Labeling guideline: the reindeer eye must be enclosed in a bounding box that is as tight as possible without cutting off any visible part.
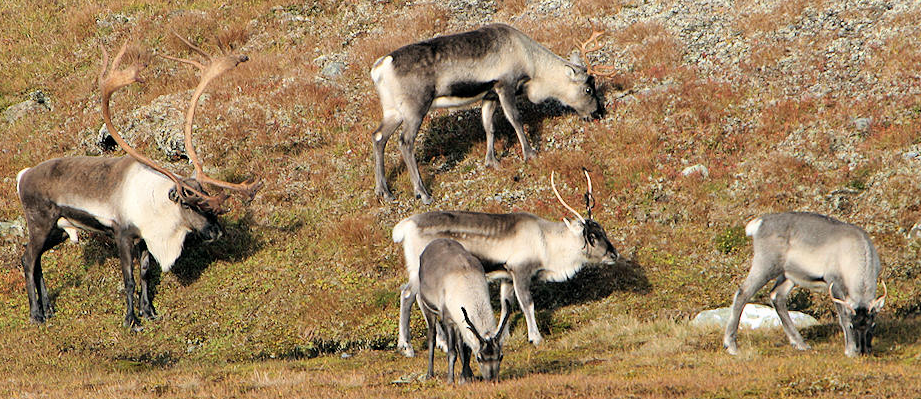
[584,87,592,94]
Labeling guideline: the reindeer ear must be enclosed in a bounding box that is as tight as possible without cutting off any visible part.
[563,218,581,236]
[168,186,180,203]
[569,51,584,67]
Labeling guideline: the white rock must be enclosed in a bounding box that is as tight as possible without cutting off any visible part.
[681,164,709,179]
[690,304,819,330]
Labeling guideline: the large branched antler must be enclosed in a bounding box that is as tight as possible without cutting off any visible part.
[579,30,616,77]
[159,31,262,200]
[98,41,226,212]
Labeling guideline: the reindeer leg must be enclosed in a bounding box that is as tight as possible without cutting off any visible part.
[830,282,859,357]
[21,209,63,323]
[770,277,810,351]
[138,244,158,320]
[444,320,457,384]
[397,111,433,205]
[723,252,779,355]
[459,341,474,383]
[424,308,437,379]
[398,282,417,357]
[373,114,402,202]
[116,230,140,329]
[511,269,542,346]
[495,83,536,161]
[481,93,500,169]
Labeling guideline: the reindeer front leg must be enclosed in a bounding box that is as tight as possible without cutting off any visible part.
[137,245,158,320]
[511,268,542,345]
[770,277,810,351]
[116,230,140,328]
[495,82,537,161]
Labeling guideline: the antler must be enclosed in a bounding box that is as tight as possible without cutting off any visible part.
[582,167,596,219]
[828,283,856,314]
[551,171,586,224]
[461,307,487,345]
[159,31,262,200]
[579,30,616,77]
[493,300,512,341]
[872,281,888,310]
[98,41,226,212]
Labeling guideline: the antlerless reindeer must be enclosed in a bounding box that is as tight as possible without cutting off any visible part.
[16,36,262,327]
[724,212,887,357]
[393,170,618,357]
[370,24,614,204]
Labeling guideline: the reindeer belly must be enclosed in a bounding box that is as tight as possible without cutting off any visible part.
[432,80,496,108]
[58,205,116,241]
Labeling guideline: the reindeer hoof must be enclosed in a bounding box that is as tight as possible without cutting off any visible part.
[398,343,415,358]
[724,341,740,356]
[376,187,397,203]
[793,343,811,351]
[523,149,538,161]
[416,192,433,205]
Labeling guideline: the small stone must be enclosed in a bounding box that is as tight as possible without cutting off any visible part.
[854,117,872,133]
[681,164,709,179]
[902,151,918,160]
[321,61,346,78]
[0,217,25,239]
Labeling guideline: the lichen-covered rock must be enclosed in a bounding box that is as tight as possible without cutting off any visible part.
[3,90,52,124]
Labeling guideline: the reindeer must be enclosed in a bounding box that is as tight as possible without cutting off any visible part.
[392,169,618,357]
[16,37,261,327]
[723,212,887,357]
[370,24,614,204]
[419,238,512,383]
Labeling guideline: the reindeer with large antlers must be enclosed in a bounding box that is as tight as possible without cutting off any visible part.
[392,169,619,357]
[370,24,615,204]
[724,212,887,357]
[15,36,260,327]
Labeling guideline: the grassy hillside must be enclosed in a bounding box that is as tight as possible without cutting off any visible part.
[2,0,921,397]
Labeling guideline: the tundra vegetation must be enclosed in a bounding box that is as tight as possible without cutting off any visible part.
[2,0,921,398]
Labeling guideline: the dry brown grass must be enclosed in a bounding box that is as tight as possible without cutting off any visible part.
[5,1,921,398]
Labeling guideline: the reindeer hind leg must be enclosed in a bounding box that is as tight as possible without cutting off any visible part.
[373,112,403,202]
[723,251,780,355]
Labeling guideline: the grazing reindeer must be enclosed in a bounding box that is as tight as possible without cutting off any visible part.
[371,24,614,204]
[723,212,887,357]
[419,238,512,383]
[16,38,261,327]
[393,169,618,357]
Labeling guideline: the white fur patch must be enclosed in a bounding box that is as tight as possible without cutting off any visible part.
[745,218,763,237]
[392,219,413,243]
[120,164,190,272]
[16,168,28,195]
[56,219,80,243]
[370,56,392,83]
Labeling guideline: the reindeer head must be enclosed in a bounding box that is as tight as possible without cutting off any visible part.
[557,30,616,121]
[830,282,887,356]
[169,178,224,242]
[461,302,512,382]
[552,169,619,266]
